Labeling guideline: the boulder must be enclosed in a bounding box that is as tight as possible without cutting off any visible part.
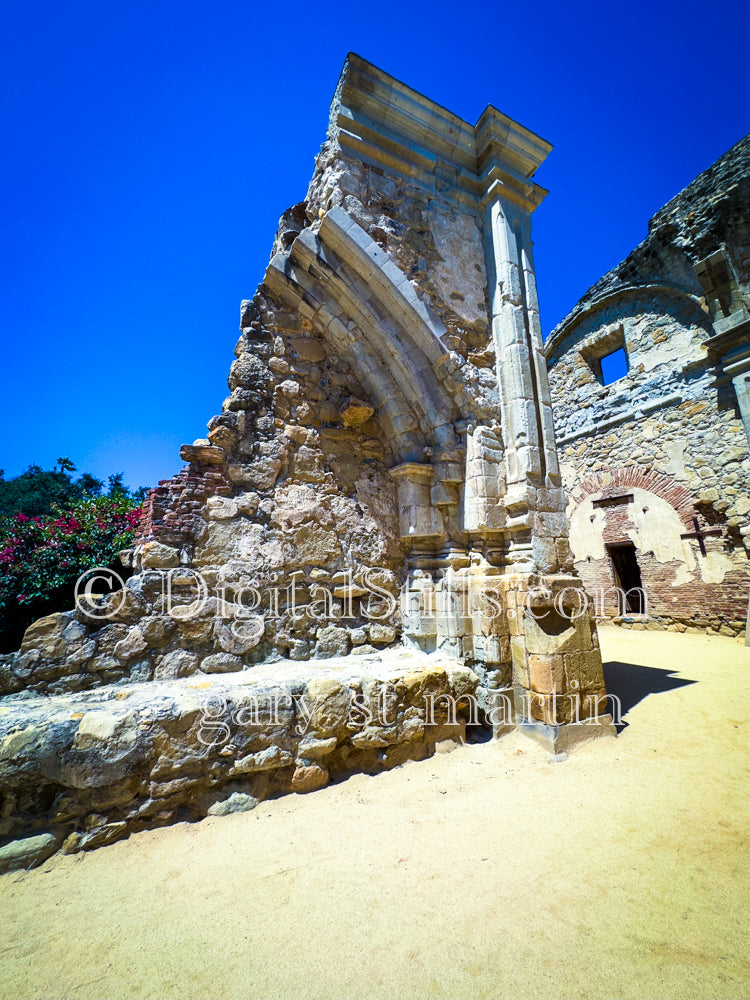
[207,792,258,816]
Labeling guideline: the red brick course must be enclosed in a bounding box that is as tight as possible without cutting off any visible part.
[135,465,231,548]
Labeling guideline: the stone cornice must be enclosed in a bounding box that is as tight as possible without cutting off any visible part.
[333,53,550,215]
[474,105,552,180]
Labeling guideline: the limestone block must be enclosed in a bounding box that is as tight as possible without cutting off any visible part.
[564,650,607,693]
[522,608,588,657]
[180,444,225,466]
[154,650,200,680]
[291,763,329,793]
[291,337,326,363]
[534,512,569,537]
[427,205,488,326]
[113,627,148,663]
[464,424,506,532]
[233,746,294,773]
[236,492,260,515]
[207,424,237,450]
[289,639,311,660]
[207,792,258,816]
[296,736,338,760]
[213,617,265,655]
[0,834,60,875]
[315,626,350,658]
[99,587,146,625]
[86,654,120,675]
[201,653,243,674]
[402,611,438,638]
[532,536,560,573]
[292,445,326,482]
[140,542,180,570]
[206,496,239,520]
[228,353,271,394]
[340,397,375,427]
[292,523,341,564]
[527,654,564,695]
[140,616,177,648]
[303,677,351,737]
[389,463,442,538]
[21,613,71,659]
[368,623,396,645]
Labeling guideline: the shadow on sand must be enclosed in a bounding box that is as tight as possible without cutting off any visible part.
[602,660,696,730]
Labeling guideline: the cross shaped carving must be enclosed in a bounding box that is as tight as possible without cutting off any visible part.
[680,516,723,556]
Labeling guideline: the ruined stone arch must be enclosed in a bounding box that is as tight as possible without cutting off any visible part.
[264,206,460,464]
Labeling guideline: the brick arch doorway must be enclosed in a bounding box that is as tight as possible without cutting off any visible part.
[567,468,700,621]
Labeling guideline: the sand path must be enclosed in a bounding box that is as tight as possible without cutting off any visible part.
[1,628,748,1000]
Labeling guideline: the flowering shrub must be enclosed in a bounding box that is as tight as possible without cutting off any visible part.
[0,494,142,652]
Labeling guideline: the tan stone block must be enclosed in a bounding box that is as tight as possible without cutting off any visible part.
[291,763,329,793]
[564,650,605,691]
[340,398,374,428]
[20,613,70,658]
[510,634,526,670]
[526,690,558,725]
[291,337,326,363]
[579,692,608,721]
[528,653,564,695]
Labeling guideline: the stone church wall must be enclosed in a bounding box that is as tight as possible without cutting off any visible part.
[546,133,750,636]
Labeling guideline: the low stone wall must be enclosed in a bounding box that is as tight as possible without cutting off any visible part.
[0,650,478,873]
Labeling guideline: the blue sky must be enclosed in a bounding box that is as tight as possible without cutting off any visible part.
[2,0,748,490]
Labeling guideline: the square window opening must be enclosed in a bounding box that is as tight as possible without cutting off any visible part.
[599,347,628,385]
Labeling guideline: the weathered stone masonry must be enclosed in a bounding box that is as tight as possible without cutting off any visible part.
[0,56,613,870]
[546,133,750,636]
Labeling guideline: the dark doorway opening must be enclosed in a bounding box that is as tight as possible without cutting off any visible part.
[607,542,645,614]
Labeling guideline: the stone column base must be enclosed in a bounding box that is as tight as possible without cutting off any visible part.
[516,714,617,753]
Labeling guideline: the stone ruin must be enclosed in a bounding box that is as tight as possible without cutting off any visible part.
[546,132,750,637]
[0,55,613,870]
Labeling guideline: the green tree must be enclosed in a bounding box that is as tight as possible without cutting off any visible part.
[0,463,110,518]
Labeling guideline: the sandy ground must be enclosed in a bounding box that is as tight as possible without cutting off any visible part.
[0,627,748,1000]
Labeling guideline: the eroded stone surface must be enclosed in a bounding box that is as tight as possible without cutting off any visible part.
[0,649,477,859]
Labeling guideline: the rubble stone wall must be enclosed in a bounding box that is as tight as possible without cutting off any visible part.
[0,653,480,870]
